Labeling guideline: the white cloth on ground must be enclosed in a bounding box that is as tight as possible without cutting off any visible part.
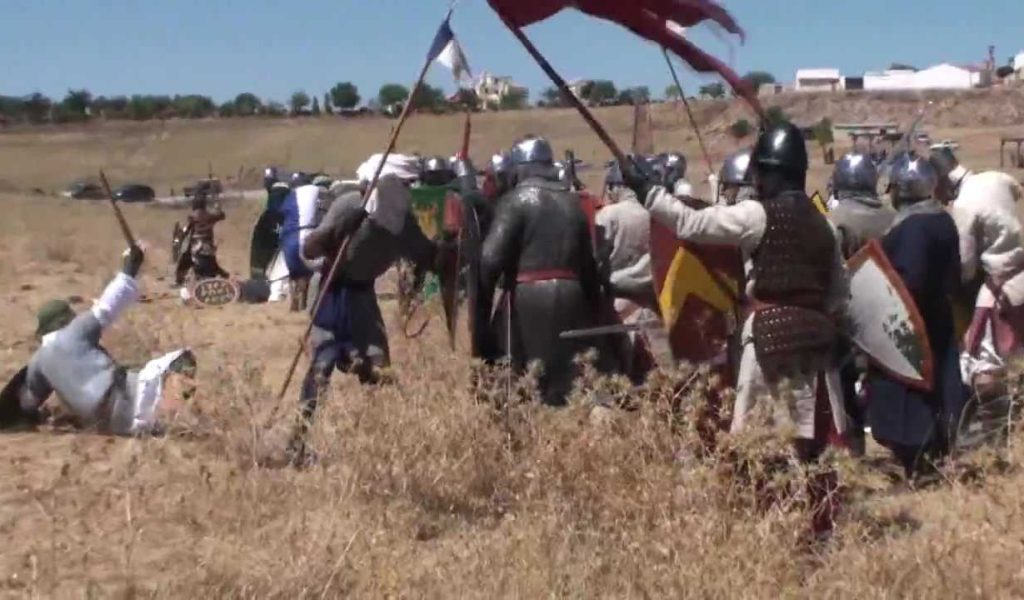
[645,187,849,438]
[131,348,190,435]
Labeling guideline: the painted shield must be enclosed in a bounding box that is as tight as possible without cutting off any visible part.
[411,185,449,241]
[650,215,745,365]
[846,240,934,391]
[250,210,281,280]
[190,277,240,307]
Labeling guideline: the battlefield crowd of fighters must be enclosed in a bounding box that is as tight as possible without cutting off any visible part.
[3,118,1024,530]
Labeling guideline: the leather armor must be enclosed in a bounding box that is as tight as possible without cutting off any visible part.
[751,191,838,379]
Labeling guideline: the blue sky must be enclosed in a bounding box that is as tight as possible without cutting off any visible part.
[2,0,1021,103]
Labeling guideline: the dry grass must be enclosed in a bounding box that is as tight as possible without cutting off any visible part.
[0,100,1023,596]
[0,193,1023,598]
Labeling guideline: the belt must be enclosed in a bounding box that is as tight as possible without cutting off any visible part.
[516,269,578,284]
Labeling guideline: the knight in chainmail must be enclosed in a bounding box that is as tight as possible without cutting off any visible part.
[479,136,611,406]
[827,153,896,259]
[865,154,966,477]
[625,120,849,534]
[625,120,850,451]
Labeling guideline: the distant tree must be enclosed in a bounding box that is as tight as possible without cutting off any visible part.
[729,118,753,139]
[409,84,444,111]
[699,82,726,99]
[764,105,789,127]
[617,86,651,105]
[330,82,361,109]
[172,94,216,118]
[499,88,528,111]
[61,89,92,120]
[539,86,566,107]
[311,96,321,116]
[290,91,311,115]
[23,93,53,124]
[323,92,334,114]
[889,63,917,71]
[741,71,776,91]
[452,88,479,109]
[664,85,682,101]
[996,65,1015,79]
[218,101,237,118]
[266,102,287,117]
[92,95,129,119]
[0,96,25,121]
[583,80,618,104]
[233,92,262,116]
[378,84,410,108]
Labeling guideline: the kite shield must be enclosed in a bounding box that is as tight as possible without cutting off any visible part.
[846,240,934,391]
[649,215,744,366]
[190,278,240,307]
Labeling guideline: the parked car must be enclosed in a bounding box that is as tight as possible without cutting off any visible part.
[63,181,106,200]
[113,184,156,203]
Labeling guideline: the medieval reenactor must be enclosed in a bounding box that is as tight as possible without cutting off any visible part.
[478,135,610,406]
[826,152,896,455]
[0,246,197,435]
[175,191,229,286]
[626,121,849,532]
[278,178,331,312]
[594,160,665,380]
[828,153,897,260]
[866,154,966,477]
[934,147,1024,402]
[660,152,693,197]
[715,149,754,206]
[287,160,436,462]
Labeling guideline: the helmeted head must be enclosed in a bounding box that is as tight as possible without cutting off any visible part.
[928,146,963,204]
[290,171,312,188]
[832,153,879,198]
[486,152,513,199]
[451,157,477,192]
[888,152,937,207]
[263,166,279,192]
[191,188,209,211]
[311,174,333,189]
[510,135,554,167]
[718,149,753,205]
[751,120,809,199]
[36,299,75,338]
[420,155,456,187]
[661,153,688,189]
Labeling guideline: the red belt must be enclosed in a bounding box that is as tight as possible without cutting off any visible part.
[516,269,578,284]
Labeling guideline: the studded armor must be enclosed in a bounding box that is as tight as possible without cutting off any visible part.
[751,190,838,378]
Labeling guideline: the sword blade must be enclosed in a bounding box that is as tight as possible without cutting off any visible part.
[559,319,663,339]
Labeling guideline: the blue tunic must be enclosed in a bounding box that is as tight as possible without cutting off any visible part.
[277,185,319,278]
[867,208,967,449]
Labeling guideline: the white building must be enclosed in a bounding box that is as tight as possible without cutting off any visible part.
[1015,52,1024,81]
[795,69,843,92]
[863,64,982,91]
[474,71,529,110]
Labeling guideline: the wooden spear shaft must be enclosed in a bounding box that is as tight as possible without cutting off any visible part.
[98,170,139,249]
[663,48,715,178]
[276,17,448,402]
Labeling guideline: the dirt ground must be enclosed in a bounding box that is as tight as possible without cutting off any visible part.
[1,94,1024,597]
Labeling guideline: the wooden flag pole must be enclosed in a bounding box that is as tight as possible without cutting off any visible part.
[663,48,715,178]
[276,10,452,401]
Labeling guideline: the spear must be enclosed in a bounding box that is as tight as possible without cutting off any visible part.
[663,48,715,178]
[98,170,139,250]
[276,9,455,401]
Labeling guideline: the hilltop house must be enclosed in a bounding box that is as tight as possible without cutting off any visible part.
[473,71,529,110]
[795,69,843,92]
[1015,51,1024,81]
[863,63,984,90]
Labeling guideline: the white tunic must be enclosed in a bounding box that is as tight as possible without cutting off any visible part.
[949,168,1024,379]
[644,187,850,438]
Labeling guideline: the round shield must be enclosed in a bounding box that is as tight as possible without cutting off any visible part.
[189,278,240,307]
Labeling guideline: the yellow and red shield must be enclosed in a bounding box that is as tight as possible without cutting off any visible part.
[649,217,744,365]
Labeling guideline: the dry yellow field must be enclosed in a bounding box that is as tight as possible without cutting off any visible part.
[1,93,1024,597]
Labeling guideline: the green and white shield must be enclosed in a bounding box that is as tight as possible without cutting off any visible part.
[846,240,934,391]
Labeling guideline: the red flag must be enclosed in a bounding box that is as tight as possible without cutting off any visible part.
[488,0,761,115]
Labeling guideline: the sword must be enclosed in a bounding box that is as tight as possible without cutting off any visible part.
[559,319,663,340]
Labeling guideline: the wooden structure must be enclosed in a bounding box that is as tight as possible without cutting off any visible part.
[1000,137,1024,168]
